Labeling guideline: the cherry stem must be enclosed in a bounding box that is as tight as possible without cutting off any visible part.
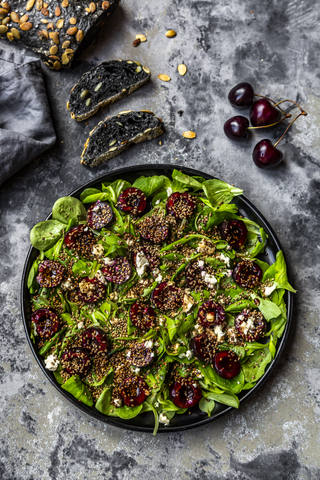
[272,99,306,114]
[254,94,287,115]
[273,111,307,149]
[248,113,292,130]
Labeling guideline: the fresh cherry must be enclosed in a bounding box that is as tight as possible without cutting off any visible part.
[250,99,281,127]
[80,327,108,355]
[36,260,65,288]
[169,379,202,408]
[119,376,149,407]
[197,301,225,328]
[220,219,247,250]
[228,82,254,109]
[129,302,156,330]
[86,200,113,229]
[31,308,60,340]
[117,188,147,216]
[224,116,249,141]
[233,260,263,289]
[253,139,283,169]
[214,350,241,379]
[61,347,91,378]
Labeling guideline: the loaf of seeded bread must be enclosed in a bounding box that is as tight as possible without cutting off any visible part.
[0,0,119,70]
[81,110,164,167]
[68,60,151,121]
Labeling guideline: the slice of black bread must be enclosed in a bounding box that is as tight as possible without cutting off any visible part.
[67,60,151,121]
[81,110,164,168]
[0,0,119,70]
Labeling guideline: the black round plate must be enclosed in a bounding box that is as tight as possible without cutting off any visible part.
[21,164,293,433]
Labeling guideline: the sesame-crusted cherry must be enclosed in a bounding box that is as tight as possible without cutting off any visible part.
[130,302,156,330]
[132,246,160,271]
[101,256,131,284]
[117,187,147,216]
[197,301,225,328]
[80,327,108,355]
[213,350,241,379]
[166,192,196,219]
[138,214,169,244]
[77,277,105,303]
[233,260,263,289]
[31,308,60,340]
[235,308,267,342]
[36,260,65,288]
[219,219,247,250]
[119,376,149,407]
[190,333,216,364]
[151,281,182,311]
[86,200,113,229]
[185,260,205,289]
[61,347,91,378]
[169,379,202,408]
[127,343,155,367]
[64,224,95,258]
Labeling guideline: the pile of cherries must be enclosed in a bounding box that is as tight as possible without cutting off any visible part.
[224,82,307,169]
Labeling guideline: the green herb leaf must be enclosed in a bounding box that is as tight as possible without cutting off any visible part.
[61,375,93,407]
[202,179,243,207]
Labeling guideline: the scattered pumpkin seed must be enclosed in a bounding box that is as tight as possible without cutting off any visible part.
[94,82,103,92]
[36,0,43,10]
[62,40,70,48]
[66,101,70,110]
[89,2,96,12]
[135,34,147,42]
[0,24,7,33]
[0,8,9,15]
[102,1,110,9]
[166,29,176,37]
[61,52,70,65]
[10,11,19,22]
[127,60,133,64]
[2,17,10,25]
[75,29,83,41]
[118,110,132,114]
[6,30,13,40]
[47,22,54,29]
[40,18,48,23]
[143,66,150,74]
[109,140,116,146]
[67,26,77,35]
[2,2,10,10]
[178,64,187,76]
[49,31,59,44]
[56,18,64,28]
[49,45,58,54]
[80,89,90,100]
[158,74,171,82]
[69,17,76,24]
[109,147,117,152]
[55,6,61,16]
[183,131,196,139]
[135,66,142,73]
[65,48,74,54]
[41,7,48,15]
[38,29,48,39]
[20,22,33,31]
[53,60,61,70]
[116,122,123,127]
[86,98,91,107]
[61,0,69,7]
[26,0,35,11]
[20,14,29,23]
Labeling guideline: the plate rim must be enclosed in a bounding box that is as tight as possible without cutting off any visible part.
[20,163,293,433]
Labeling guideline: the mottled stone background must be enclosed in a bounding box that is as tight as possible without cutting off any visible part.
[1,0,320,478]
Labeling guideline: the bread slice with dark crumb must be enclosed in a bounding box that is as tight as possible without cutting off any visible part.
[67,60,151,121]
[81,110,164,168]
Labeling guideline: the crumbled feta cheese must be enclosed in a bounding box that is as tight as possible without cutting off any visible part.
[197,260,204,269]
[155,273,163,282]
[83,226,89,232]
[154,402,159,408]
[201,271,218,289]
[263,283,277,296]
[197,239,215,255]
[126,238,134,246]
[78,321,84,330]
[227,327,238,344]
[183,294,194,313]
[104,257,114,265]
[135,251,149,277]
[144,340,153,349]
[152,268,160,275]
[186,350,193,360]
[214,325,225,343]
[109,292,119,302]
[150,352,155,358]
[218,253,231,267]
[195,323,204,333]
[133,367,140,374]
[92,244,104,257]
[159,315,165,326]
[159,413,170,426]
[167,187,173,197]
[126,351,131,358]
[241,317,255,335]
[44,354,59,371]
[114,398,122,408]
[61,277,75,290]
[224,269,232,277]
[95,269,107,285]
[155,199,161,205]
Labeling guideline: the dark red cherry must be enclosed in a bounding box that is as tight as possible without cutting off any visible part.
[214,350,241,379]
[119,376,149,407]
[101,256,131,284]
[197,301,225,328]
[253,139,283,169]
[235,308,267,342]
[250,99,281,127]
[228,82,254,109]
[151,281,182,311]
[233,260,263,289]
[117,187,147,216]
[64,224,95,258]
[190,333,216,364]
[36,260,65,288]
[76,277,105,303]
[169,379,202,408]
[219,219,247,250]
[80,327,108,355]
[132,247,160,271]
[138,214,169,244]
[166,192,196,219]
[86,200,113,229]
[185,260,205,289]
[130,302,156,330]
[31,308,60,340]
[224,116,249,141]
[127,343,155,367]
[61,347,91,378]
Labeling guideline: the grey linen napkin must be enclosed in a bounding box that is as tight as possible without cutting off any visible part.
[0,48,56,184]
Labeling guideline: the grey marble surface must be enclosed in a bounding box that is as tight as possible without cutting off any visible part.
[1,0,320,478]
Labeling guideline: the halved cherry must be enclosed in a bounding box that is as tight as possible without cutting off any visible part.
[138,214,169,244]
[86,200,113,229]
[101,256,131,284]
[151,281,182,311]
[119,376,149,407]
[235,308,267,342]
[185,260,205,289]
[31,308,60,340]
[61,347,91,378]
[219,219,247,250]
[36,260,65,288]
[166,192,196,219]
[169,379,202,408]
[197,301,225,328]
[132,246,160,270]
[80,327,108,355]
[117,187,147,216]
[64,224,95,258]
[233,260,263,289]
[130,302,156,330]
[190,333,216,364]
[127,343,155,367]
[213,350,241,379]
[77,277,105,303]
